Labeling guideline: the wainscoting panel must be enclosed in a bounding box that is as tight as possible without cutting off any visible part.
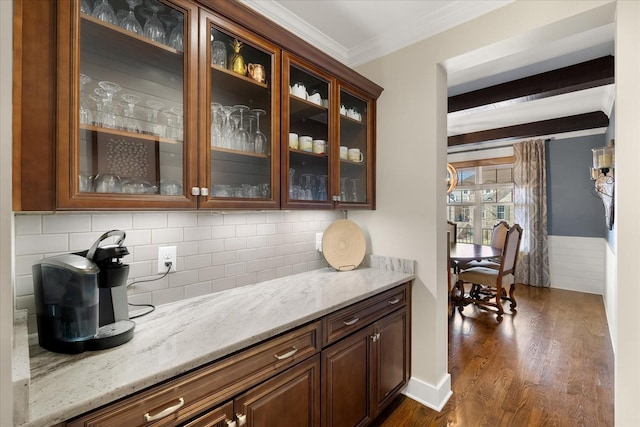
[548,235,605,295]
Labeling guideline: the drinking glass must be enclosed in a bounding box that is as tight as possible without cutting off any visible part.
[92,0,118,25]
[170,107,184,140]
[251,109,267,154]
[210,102,223,147]
[145,100,165,136]
[89,93,104,126]
[141,0,166,44]
[79,74,93,125]
[302,174,313,200]
[212,39,227,68]
[351,179,360,203]
[340,177,349,202]
[97,81,123,129]
[316,175,328,201]
[119,0,143,35]
[168,10,184,51]
[120,93,141,133]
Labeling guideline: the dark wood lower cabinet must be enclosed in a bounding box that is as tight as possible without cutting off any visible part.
[64,283,411,427]
[322,307,410,427]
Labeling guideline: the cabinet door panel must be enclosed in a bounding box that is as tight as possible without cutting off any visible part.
[374,309,410,414]
[321,326,374,427]
[235,355,320,427]
[57,0,198,209]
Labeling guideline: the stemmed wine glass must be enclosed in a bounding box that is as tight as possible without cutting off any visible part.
[170,107,184,140]
[168,10,184,51]
[220,105,236,149]
[141,0,166,44]
[96,81,123,129]
[340,177,349,202]
[119,0,143,35]
[351,179,360,203]
[210,102,223,147]
[89,92,105,126]
[120,93,141,133]
[79,74,93,125]
[92,0,118,25]
[250,109,267,154]
[233,105,251,152]
[145,100,165,136]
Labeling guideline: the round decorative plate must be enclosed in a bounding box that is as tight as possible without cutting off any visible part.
[322,219,366,271]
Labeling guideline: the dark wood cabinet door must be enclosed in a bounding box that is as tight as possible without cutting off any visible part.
[235,355,321,427]
[321,325,374,427]
[373,309,410,415]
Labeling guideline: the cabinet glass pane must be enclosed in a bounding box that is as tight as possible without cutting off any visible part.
[288,66,330,202]
[78,0,186,196]
[209,27,273,200]
[339,91,367,204]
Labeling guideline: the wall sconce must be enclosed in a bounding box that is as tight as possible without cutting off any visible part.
[590,142,614,230]
[447,163,458,193]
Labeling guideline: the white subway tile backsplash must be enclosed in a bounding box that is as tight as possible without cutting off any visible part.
[92,214,133,231]
[14,210,339,334]
[168,212,198,228]
[133,213,167,229]
[152,227,184,243]
[43,214,92,233]
[16,234,68,256]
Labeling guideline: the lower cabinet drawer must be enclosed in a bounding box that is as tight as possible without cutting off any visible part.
[322,283,409,346]
[66,321,321,427]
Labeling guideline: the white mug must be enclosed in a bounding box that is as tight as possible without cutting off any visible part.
[340,146,348,160]
[348,148,364,162]
[299,135,313,152]
[289,133,299,149]
[312,139,326,154]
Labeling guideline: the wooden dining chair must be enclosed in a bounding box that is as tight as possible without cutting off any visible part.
[446,221,457,243]
[453,224,523,321]
[460,221,510,271]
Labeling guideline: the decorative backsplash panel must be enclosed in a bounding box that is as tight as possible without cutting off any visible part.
[14,210,341,333]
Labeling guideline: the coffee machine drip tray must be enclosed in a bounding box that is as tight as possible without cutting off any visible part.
[86,320,135,351]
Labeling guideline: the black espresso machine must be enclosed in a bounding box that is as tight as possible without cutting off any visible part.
[33,230,135,354]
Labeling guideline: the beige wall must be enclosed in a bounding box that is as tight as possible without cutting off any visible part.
[353,0,621,411]
[1,0,13,424]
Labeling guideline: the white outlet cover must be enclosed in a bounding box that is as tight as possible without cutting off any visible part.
[157,246,177,273]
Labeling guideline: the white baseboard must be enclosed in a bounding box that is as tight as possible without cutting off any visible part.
[402,374,452,411]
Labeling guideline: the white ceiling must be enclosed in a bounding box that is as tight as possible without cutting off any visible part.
[240,0,615,144]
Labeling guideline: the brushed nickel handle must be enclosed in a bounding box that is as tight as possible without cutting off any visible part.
[274,346,298,360]
[343,317,359,326]
[387,297,401,305]
[144,397,184,422]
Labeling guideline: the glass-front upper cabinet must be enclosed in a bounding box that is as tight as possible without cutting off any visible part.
[198,11,281,209]
[282,53,333,209]
[57,0,199,209]
[335,84,374,209]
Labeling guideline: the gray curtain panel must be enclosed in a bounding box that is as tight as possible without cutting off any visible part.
[513,139,550,287]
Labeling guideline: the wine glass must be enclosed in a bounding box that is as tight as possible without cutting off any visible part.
[96,81,123,129]
[220,105,236,149]
[251,109,267,154]
[170,107,184,140]
[89,92,104,126]
[340,177,349,202]
[302,174,313,200]
[168,10,184,51]
[79,74,93,125]
[120,93,141,133]
[233,105,251,152]
[210,102,223,147]
[141,0,166,44]
[159,14,177,40]
[316,175,328,201]
[119,0,143,35]
[80,0,92,15]
[351,179,360,203]
[92,0,118,25]
[145,100,165,136]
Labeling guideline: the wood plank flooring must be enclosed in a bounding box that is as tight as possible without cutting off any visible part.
[371,286,614,426]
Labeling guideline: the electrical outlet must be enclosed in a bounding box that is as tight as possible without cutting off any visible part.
[315,233,323,252]
[157,246,177,273]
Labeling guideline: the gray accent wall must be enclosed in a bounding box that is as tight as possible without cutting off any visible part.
[546,134,609,238]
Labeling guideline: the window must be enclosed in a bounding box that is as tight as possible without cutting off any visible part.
[447,163,514,244]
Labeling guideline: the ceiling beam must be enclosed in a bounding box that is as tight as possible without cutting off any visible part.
[448,111,609,146]
[448,56,614,113]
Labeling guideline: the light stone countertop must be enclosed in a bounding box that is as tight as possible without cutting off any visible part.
[16,264,415,427]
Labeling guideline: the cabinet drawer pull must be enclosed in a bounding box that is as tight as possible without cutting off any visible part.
[227,420,237,427]
[274,346,298,360]
[144,397,184,422]
[387,297,401,305]
[343,317,359,326]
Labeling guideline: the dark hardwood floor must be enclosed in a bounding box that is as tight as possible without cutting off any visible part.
[372,285,614,426]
